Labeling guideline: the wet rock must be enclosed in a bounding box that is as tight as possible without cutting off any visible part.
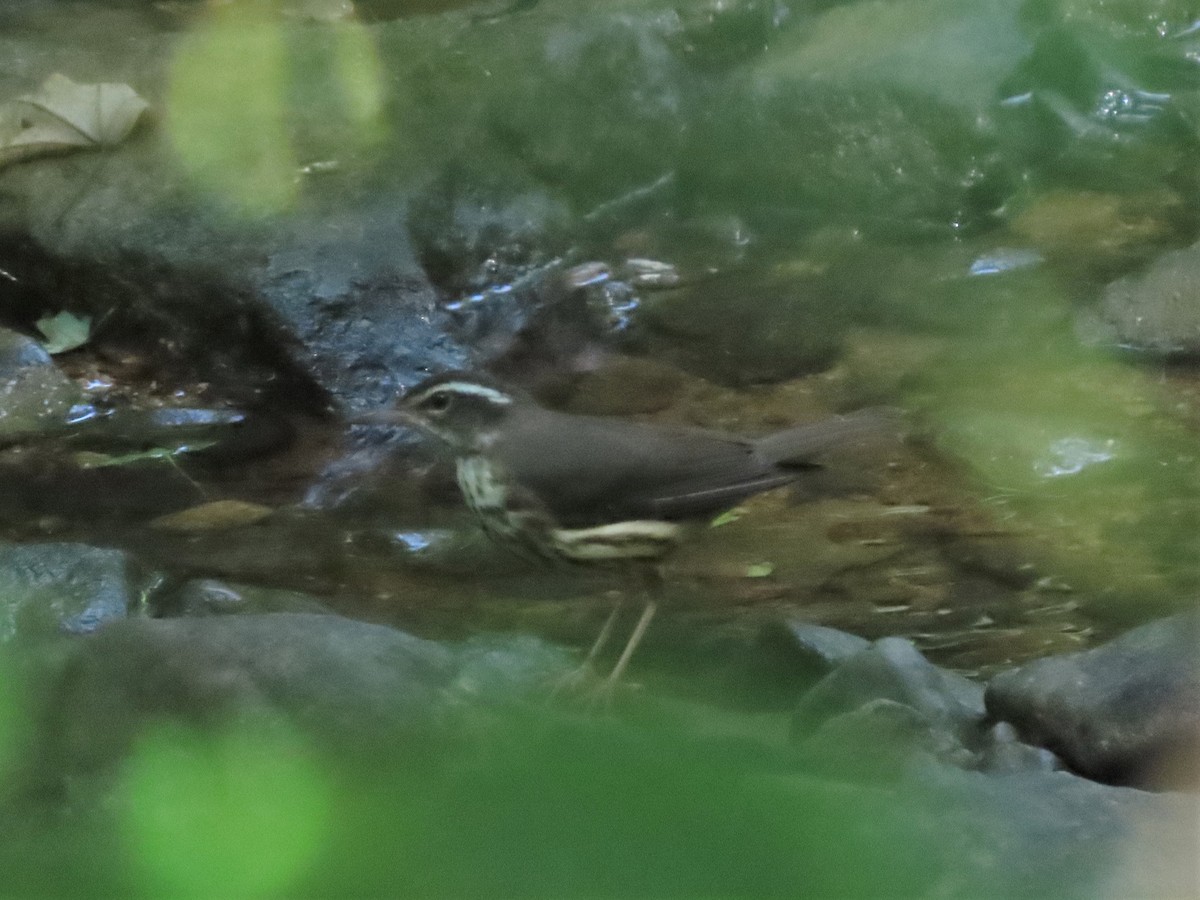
[786,634,992,778]
[0,328,53,371]
[1097,239,1200,357]
[759,620,871,683]
[898,763,1200,899]
[976,720,1061,775]
[986,610,1200,789]
[259,204,467,408]
[32,613,574,785]
[641,275,849,385]
[0,9,464,412]
[154,578,332,617]
[0,328,81,437]
[793,636,985,740]
[762,735,1198,897]
[798,697,976,779]
[559,355,689,415]
[450,633,574,704]
[998,3,1199,195]
[408,176,572,297]
[37,614,458,780]
[688,78,1004,239]
[0,542,141,643]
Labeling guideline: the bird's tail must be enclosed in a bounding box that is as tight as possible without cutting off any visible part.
[756,407,903,466]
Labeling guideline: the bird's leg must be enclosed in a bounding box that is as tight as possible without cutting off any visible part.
[603,598,657,690]
[549,595,624,697]
[581,596,624,668]
[552,566,663,703]
[589,564,663,705]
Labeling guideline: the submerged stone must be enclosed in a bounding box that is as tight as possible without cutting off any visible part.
[0,542,140,643]
[0,328,81,438]
[1098,238,1200,357]
[155,578,332,618]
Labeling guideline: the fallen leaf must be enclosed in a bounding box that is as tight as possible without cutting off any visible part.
[0,73,149,170]
[150,499,273,532]
[35,311,92,354]
[73,444,216,468]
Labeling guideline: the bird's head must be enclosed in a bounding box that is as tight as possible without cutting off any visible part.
[353,372,520,453]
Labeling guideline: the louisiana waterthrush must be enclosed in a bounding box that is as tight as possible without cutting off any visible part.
[356,371,888,690]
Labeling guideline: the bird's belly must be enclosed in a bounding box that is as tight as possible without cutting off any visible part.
[550,521,682,561]
[455,455,556,559]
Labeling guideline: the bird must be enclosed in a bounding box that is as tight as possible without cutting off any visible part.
[354,370,891,695]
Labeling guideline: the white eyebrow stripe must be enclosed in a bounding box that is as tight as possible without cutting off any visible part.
[412,382,513,405]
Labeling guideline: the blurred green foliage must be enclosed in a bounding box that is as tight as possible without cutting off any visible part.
[167,2,383,216]
[118,720,331,899]
[3,0,1199,896]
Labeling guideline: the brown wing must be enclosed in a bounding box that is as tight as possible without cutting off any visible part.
[494,407,810,526]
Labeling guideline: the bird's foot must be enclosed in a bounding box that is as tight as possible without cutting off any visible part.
[546,662,637,711]
[547,660,597,700]
[580,674,629,712]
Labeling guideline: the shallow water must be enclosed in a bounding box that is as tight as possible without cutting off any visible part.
[1,0,1199,896]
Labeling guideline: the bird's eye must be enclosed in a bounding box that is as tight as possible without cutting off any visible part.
[424,392,452,413]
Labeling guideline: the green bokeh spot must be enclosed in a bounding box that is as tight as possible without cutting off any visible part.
[168,11,294,215]
[166,3,383,216]
[119,720,329,899]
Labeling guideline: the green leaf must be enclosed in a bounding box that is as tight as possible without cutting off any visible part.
[745,562,774,578]
[73,443,215,468]
[34,311,92,354]
[710,507,746,528]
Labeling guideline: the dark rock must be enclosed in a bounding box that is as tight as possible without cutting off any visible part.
[154,578,332,617]
[640,275,850,385]
[686,79,1004,239]
[792,636,985,741]
[897,763,1200,899]
[986,610,1200,789]
[798,697,976,779]
[762,620,871,683]
[1098,240,1200,357]
[977,721,1061,775]
[256,203,468,408]
[0,328,53,371]
[559,355,689,416]
[0,542,140,643]
[31,613,573,786]
[37,614,458,780]
[408,176,572,297]
[0,328,82,437]
[0,10,465,412]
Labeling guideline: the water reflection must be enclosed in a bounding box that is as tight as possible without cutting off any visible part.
[1034,436,1118,478]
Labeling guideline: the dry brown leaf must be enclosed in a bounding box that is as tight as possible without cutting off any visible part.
[0,73,149,170]
[149,500,273,532]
